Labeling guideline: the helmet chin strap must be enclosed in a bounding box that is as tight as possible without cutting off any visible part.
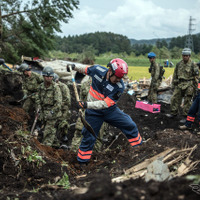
[108,68,115,81]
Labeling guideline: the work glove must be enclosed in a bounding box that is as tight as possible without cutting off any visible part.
[66,64,76,72]
[0,58,5,65]
[77,101,87,109]
[46,110,54,119]
[22,94,28,100]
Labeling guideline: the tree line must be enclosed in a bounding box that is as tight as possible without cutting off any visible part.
[54,32,200,59]
[54,32,132,55]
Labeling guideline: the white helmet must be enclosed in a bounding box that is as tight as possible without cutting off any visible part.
[182,48,191,55]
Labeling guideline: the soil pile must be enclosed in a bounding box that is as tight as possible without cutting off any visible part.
[0,70,199,200]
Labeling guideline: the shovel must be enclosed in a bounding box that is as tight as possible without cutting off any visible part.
[68,65,96,138]
[9,93,36,105]
[30,108,40,135]
[3,63,12,72]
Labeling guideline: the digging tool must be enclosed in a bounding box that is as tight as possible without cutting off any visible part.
[9,93,36,105]
[30,108,40,135]
[69,122,76,127]
[3,63,13,72]
[68,65,96,138]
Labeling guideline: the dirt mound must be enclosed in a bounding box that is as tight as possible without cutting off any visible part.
[0,70,200,199]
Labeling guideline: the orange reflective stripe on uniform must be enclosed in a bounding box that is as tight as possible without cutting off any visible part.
[84,66,90,75]
[198,83,200,89]
[128,132,142,147]
[77,149,92,160]
[187,116,195,122]
[104,96,116,107]
[89,86,104,100]
[89,87,116,107]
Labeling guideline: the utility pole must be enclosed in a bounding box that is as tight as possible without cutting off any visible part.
[185,16,195,52]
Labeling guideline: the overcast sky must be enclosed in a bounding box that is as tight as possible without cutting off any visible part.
[59,0,200,40]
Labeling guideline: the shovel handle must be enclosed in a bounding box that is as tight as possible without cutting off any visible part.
[69,65,80,102]
[30,108,40,135]
[68,64,96,138]
[17,93,36,102]
[3,63,12,72]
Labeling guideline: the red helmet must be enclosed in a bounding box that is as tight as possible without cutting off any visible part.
[108,58,128,78]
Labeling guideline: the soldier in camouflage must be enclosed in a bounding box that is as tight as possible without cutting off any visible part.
[71,76,108,152]
[166,48,199,120]
[53,73,71,143]
[19,63,43,114]
[36,67,62,147]
[147,52,161,103]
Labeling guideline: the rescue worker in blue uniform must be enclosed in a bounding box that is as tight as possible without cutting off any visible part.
[67,58,142,165]
[179,62,200,130]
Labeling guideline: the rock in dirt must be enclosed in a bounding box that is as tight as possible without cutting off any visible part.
[145,159,171,182]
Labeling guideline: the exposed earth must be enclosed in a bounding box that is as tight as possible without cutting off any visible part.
[0,69,200,200]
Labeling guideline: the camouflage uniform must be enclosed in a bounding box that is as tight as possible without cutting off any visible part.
[36,81,62,147]
[71,78,108,152]
[57,81,71,138]
[170,59,199,116]
[147,61,161,103]
[22,72,43,113]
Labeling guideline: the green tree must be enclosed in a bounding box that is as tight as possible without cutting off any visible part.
[170,47,182,59]
[169,36,185,50]
[132,43,153,56]
[77,45,96,64]
[159,46,170,59]
[0,0,79,63]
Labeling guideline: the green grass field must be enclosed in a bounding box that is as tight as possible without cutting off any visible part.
[128,66,174,81]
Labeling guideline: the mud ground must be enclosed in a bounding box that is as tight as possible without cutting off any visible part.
[0,71,200,200]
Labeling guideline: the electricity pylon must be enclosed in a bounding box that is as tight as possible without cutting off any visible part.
[185,16,195,52]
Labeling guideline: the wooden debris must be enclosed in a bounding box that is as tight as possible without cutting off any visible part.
[71,186,89,194]
[112,145,199,183]
[104,132,124,151]
[125,148,174,175]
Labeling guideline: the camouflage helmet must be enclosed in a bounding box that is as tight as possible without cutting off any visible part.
[182,48,191,55]
[19,63,30,72]
[42,66,54,77]
[53,73,59,82]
